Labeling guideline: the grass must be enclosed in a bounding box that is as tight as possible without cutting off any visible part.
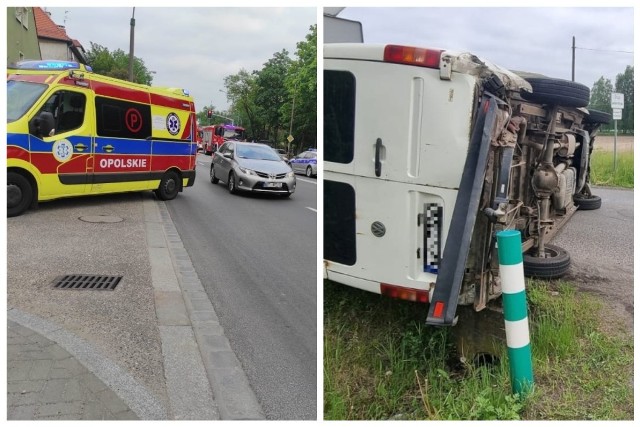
[324,280,633,420]
[590,150,634,188]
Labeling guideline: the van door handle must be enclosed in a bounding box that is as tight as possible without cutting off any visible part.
[103,145,114,153]
[375,138,382,177]
[74,143,88,152]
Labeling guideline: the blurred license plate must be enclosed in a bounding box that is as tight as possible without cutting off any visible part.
[265,182,282,188]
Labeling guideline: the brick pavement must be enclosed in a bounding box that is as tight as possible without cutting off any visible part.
[7,320,138,420]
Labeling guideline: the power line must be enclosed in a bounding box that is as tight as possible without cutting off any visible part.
[575,47,633,54]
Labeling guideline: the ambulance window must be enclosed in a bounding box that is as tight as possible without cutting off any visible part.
[56,92,86,133]
[96,96,151,139]
[324,70,355,164]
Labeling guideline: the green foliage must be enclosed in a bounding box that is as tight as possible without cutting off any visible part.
[221,24,317,150]
[324,279,633,420]
[589,66,634,134]
[614,66,634,134]
[589,150,634,188]
[84,42,154,85]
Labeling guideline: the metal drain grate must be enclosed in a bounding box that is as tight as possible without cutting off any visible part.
[51,275,122,290]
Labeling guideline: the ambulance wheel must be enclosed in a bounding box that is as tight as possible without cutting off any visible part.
[228,172,238,194]
[156,171,180,200]
[7,171,33,217]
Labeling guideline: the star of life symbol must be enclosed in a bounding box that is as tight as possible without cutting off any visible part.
[166,113,181,135]
[52,139,73,162]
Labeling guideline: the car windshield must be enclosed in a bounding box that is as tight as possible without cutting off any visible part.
[236,144,282,161]
[224,128,245,140]
[7,80,48,122]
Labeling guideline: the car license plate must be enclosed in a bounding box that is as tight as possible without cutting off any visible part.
[265,182,282,188]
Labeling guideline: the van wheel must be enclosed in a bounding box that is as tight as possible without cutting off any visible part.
[585,109,612,125]
[7,171,33,217]
[156,171,180,200]
[228,172,237,194]
[523,244,571,279]
[210,165,219,184]
[520,77,590,108]
[573,194,602,210]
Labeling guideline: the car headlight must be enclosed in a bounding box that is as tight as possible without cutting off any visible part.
[287,171,295,178]
[238,167,257,176]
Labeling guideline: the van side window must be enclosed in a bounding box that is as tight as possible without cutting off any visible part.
[37,90,86,134]
[95,96,151,139]
[324,70,355,164]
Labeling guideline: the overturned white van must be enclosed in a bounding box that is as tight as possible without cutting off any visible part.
[323,43,610,326]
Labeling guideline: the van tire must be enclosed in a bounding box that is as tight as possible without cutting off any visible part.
[573,193,602,210]
[523,244,571,279]
[210,165,219,184]
[156,171,180,200]
[7,171,33,217]
[521,77,590,108]
[585,109,612,125]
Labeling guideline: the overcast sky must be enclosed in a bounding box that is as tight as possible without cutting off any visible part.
[45,7,316,113]
[336,7,634,92]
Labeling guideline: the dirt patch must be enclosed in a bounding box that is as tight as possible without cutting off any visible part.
[593,135,634,153]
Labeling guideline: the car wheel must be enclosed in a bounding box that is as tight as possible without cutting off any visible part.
[306,166,312,177]
[228,172,237,194]
[523,244,571,279]
[210,164,219,184]
[156,170,180,200]
[7,171,34,217]
[520,77,590,108]
[573,193,602,210]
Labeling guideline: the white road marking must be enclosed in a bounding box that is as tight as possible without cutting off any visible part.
[297,178,317,185]
[306,207,317,213]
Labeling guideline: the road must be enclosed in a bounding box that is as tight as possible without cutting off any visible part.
[165,153,317,420]
[551,186,634,334]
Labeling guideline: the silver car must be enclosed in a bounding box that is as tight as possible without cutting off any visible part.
[210,141,296,197]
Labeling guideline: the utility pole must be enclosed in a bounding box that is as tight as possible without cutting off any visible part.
[571,36,575,82]
[128,7,135,82]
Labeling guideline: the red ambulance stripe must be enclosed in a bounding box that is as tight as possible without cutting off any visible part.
[8,74,53,84]
[150,93,191,110]
[90,80,150,104]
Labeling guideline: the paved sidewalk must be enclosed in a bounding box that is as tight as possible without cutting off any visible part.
[7,320,138,420]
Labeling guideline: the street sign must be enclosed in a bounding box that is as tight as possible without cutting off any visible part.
[287,134,294,143]
[611,92,624,109]
[613,108,622,120]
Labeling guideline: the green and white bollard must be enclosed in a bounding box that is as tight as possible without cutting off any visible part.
[497,229,534,396]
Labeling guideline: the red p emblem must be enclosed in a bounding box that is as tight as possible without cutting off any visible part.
[125,108,143,133]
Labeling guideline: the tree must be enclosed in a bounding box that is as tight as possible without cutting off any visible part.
[614,66,633,134]
[224,69,258,138]
[254,50,293,142]
[588,76,613,114]
[281,24,317,153]
[85,42,154,85]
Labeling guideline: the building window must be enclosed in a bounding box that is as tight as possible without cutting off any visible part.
[15,7,30,29]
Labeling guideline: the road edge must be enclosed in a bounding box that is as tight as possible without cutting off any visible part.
[148,198,265,420]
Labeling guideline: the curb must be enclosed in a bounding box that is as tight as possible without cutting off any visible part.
[149,199,265,420]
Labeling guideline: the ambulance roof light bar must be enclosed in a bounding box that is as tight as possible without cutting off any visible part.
[11,60,93,72]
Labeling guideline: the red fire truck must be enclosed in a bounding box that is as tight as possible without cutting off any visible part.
[202,123,246,155]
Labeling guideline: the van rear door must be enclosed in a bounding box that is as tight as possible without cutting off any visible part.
[324,49,478,297]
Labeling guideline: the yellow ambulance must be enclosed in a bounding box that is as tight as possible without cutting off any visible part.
[7,60,197,217]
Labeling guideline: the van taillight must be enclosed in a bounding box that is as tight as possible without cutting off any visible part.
[380,283,429,303]
[383,45,443,69]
